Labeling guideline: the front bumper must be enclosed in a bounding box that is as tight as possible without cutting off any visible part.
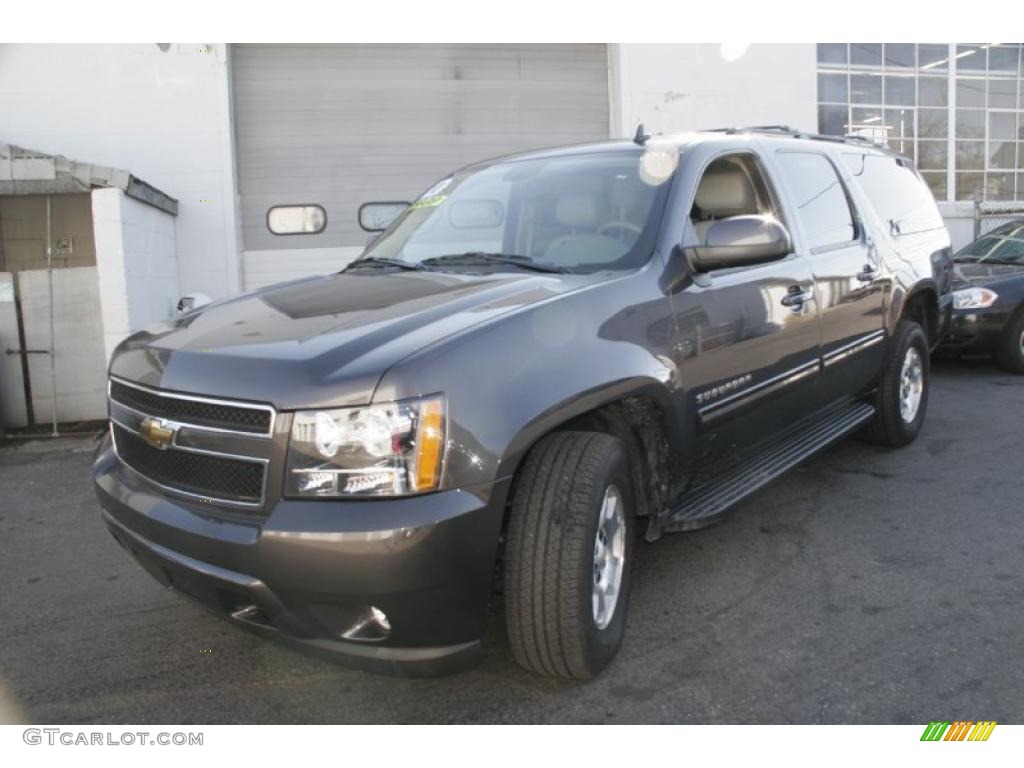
[94,437,509,676]
[937,306,1012,355]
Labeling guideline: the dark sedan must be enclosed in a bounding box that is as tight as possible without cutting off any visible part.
[939,220,1024,373]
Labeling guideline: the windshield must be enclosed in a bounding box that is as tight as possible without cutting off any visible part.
[956,222,1024,265]
[358,149,676,273]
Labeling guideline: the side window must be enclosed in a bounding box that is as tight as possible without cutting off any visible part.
[689,153,781,244]
[774,151,857,252]
[841,153,945,236]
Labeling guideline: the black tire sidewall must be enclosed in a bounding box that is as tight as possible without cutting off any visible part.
[887,322,930,442]
[577,443,635,674]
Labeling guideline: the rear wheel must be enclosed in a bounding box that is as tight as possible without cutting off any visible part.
[503,431,634,680]
[862,320,930,447]
[995,309,1024,375]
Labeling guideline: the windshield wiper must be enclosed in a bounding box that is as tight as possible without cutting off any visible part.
[342,256,424,272]
[420,252,568,273]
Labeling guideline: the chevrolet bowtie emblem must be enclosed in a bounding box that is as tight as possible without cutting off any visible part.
[139,417,176,450]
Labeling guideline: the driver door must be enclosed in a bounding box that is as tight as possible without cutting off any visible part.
[667,148,822,476]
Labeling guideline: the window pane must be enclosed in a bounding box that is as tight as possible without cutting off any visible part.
[956,78,986,108]
[986,172,1016,200]
[884,44,916,68]
[918,76,949,107]
[987,44,1020,74]
[884,75,915,106]
[774,152,856,250]
[850,74,883,104]
[989,141,1017,169]
[851,43,882,67]
[818,73,848,103]
[851,106,883,127]
[885,108,915,138]
[919,44,950,71]
[919,108,949,138]
[817,44,847,65]
[987,78,1017,109]
[956,172,984,200]
[956,141,986,170]
[918,140,949,171]
[956,109,985,139]
[818,104,848,136]
[920,171,947,199]
[956,45,986,72]
[990,112,1018,141]
[887,136,913,156]
[841,152,945,233]
[1018,173,1024,201]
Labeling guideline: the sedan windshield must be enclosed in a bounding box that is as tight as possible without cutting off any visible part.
[956,222,1024,265]
[356,149,676,273]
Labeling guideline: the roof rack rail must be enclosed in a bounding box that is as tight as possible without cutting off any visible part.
[703,125,891,149]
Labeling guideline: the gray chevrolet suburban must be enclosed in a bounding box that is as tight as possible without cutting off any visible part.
[94,126,954,679]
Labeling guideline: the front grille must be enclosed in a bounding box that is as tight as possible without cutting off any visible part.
[109,380,271,434]
[112,423,265,504]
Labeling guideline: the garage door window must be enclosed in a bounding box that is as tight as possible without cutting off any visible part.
[267,205,327,236]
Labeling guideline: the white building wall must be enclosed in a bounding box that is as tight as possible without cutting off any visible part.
[92,188,179,360]
[0,43,240,301]
[610,44,818,138]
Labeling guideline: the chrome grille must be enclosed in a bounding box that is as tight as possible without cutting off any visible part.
[109,379,272,434]
[112,424,265,504]
[108,377,276,511]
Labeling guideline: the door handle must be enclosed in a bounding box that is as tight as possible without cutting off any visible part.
[856,265,878,283]
[781,288,813,309]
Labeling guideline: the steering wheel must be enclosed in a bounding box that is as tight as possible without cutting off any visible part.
[597,221,642,240]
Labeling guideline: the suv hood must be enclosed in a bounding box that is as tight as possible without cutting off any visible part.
[109,269,602,409]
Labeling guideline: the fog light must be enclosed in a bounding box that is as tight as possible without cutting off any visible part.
[341,605,392,642]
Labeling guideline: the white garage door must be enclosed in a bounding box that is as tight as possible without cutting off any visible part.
[232,44,610,290]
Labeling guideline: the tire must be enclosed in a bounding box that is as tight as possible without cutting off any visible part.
[862,320,930,447]
[995,309,1024,375]
[504,431,635,680]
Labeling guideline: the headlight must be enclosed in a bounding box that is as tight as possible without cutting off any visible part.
[953,287,998,309]
[285,396,446,497]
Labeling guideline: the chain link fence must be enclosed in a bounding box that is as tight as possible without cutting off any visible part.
[973,191,1024,240]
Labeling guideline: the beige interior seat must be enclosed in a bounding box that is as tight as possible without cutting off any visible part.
[692,164,759,242]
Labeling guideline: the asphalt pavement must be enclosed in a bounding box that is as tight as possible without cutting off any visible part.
[1,359,1022,724]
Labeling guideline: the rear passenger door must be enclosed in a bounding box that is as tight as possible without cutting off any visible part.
[770,150,886,402]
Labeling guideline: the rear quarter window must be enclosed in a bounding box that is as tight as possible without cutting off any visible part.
[841,153,945,236]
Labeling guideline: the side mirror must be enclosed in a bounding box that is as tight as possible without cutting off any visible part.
[358,202,409,232]
[686,215,791,272]
[177,293,212,315]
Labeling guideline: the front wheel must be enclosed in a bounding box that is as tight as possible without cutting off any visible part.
[862,319,930,447]
[503,431,634,679]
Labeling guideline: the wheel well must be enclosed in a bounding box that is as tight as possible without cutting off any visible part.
[507,396,674,525]
[901,288,938,347]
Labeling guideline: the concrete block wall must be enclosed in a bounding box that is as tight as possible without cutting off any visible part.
[93,188,179,361]
[19,267,108,423]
